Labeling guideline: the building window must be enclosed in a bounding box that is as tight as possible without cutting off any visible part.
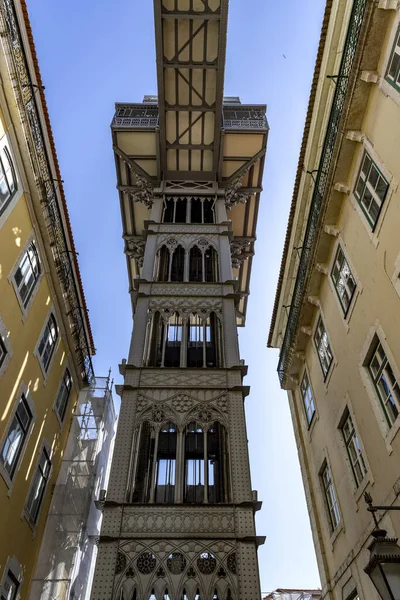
[321,462,341,531]
[0,336,6,370]
[184,421,229,504]
[184,421,205,504]
[341,412,367,487]
[0,394,32,479]
[190,198,214,223]
[331,246,356,316]
[147,311,183,368]
[188,245,219,283]
[314,317,333,378]
[146,311,222,368]
[55,369,72,422]
[162,197,215,223]
[386,24,400,92]
[13,241,41,309]
[156,245,185,282]
[37,314,58,372]
[0,146,17,217]
[354,152,389,229]
[163,198,187,223]
[155,422,177,504]
[1,570,19,600]
[132,420,230,505]
[300,371,315,426]
[187,312,221,368]
[368,340,400,427]
[25,446,51,524]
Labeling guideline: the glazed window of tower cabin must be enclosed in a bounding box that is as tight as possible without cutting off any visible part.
[385,24,400,92]
[314,317,333,379]
[368,340,400,428]
[0,146,17,217]
[354,152,389,229]
[331,246,356,316]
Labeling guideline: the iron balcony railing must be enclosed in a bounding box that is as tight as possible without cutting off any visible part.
[277,0,367,386]
[112,104,159,129]
[111,103,268,131]
[0,0,94,384]
[222,106,268,131]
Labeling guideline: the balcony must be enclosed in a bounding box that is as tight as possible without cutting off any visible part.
[112,102,268,132]
[222,105,268,131]
[112,103,159,129]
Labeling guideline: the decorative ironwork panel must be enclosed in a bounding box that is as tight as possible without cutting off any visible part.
[277,0,367,386]
[223,106,268,130]
[112,104,159,128]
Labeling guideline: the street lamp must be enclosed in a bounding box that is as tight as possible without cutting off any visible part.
[364,492,400,600]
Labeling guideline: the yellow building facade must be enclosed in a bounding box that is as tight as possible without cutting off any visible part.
[269,1,400,599]
[0,1,94,598]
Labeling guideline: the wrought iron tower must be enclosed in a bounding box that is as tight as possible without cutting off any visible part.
[91,2,268,599]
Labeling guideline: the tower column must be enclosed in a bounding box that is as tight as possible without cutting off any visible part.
[94,3,268,596]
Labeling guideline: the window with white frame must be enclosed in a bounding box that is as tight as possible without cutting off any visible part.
[37,314,58,372]
[386,24,400,92]
[321,462,341,530]
[0,394,32,479]
[341,411,367,487]
[368,340,400,427]
[13,241,41,309]
[331,245,356,316]
[54,369,72,422]
[0,336,6,370]
[0,146,17,218]
[314,317,333,378]
[1,569,19,600]
[354,152,389,229]
[25,446,51,524]
[300,371,315,426]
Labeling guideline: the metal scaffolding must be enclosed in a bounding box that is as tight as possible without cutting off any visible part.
[29,375,116,600]
[263,591,321,600]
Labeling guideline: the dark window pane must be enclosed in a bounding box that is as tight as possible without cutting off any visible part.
[190,198,202,223]
[174,199,186,223]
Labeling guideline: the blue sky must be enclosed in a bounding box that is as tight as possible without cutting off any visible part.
[28,0,325,593]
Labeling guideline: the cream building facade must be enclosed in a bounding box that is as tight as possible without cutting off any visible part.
[0,1,95,598]
[269,1,400,599]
